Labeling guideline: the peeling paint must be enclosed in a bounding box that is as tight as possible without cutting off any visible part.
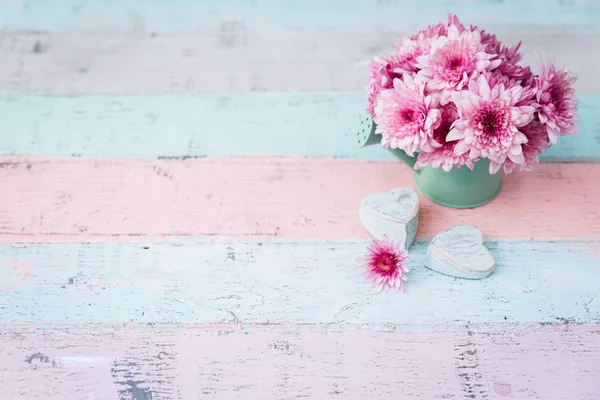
[117,380,153,400]
[25,352,56,368]
[10,259,36,279]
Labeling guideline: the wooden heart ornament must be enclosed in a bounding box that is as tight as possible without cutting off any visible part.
[359,188,419,250]
[425,225,495,279]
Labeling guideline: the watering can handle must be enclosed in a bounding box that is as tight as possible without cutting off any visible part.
[356,116,418,170]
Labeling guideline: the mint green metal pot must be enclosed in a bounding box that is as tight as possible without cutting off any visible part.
[357,116,502,209]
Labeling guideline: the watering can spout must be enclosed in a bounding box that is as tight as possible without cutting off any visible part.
[356,116,417,170]
[356,116,381,148]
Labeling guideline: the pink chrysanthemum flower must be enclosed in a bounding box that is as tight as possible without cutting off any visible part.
[478,29,523,65]
[414,104,476,172]
[478,30,502,55]
[410,23,446,41]
[388,13,467,81]
[498,41,524,65]
[503,117,550,174]
[478,31,534,87]
[498,64,534,84]
[493,51,535,89]
[534,60,578,144]
[410,13,465,41]
[367,13,469,117]
[486,70,536,104]
[448,74,536,174]
[392,37,431,76]
[366,55,403,117]
[415,25,501,94]
[373,75,441,155]
[357,235,409,293]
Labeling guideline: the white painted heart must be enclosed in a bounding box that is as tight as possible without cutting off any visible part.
[359,187,419,250]
[425,225,495,280]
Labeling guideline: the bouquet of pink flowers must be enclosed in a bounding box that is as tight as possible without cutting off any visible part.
[367,14,578,174]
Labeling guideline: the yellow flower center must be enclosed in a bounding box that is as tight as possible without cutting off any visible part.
[378,262,391,272]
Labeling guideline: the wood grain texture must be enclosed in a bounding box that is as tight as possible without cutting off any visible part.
[0,29,598,93]
[0,157,599,242]
[1,324,599,399]
[0,1,597,398]
[1,240,599,325]
[0,0,597,31]
[1,93,598,161]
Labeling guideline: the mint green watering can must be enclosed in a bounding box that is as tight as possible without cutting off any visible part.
[357,116,502,209]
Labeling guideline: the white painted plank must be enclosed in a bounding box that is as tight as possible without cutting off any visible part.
[0,29,597,93]
[0,240,598,326]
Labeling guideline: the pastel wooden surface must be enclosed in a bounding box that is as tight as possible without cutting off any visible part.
[0,0,597,31]
[1,240,599,326]
[1,1,599,398]
[0,157,598,242]
[1,93,599,160]
[1,324,599,400]
[0,29,598,94]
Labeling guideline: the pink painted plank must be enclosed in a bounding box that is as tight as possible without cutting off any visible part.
[1,324,599,399]
[0,156,599,242]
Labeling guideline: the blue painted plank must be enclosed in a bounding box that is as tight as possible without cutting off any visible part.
[0,240,598,327]
[0,93,597,160]
[0,0,598,32]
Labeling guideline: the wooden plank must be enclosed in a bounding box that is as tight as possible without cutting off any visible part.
[1,324,599,399]
[0,0,597,31]
[0,157,599,241]
[1,93,598,161]
[0,30,597,93]
[1,240,599,325]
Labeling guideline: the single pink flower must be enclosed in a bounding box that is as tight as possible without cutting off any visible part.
[409,13,465,41]
[478,29,523,65]
[478,29,501,54]
[485,70,536,105]
[410,24,445,41]
[357,235,409,293]
[498,63,533,83]
[392,37,431,76]
[448,74,536,174]
[414,104,476,172]
[503,117,550,174]
[373,75,441,155]
[534,60,578,144]
[415,25,501,94]
[498,41,524,65]
[447,13,466,32]
[477,30,532,86]
[388,14,467,82]
[366,55,403,117]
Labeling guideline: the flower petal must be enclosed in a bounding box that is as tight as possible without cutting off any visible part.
[510,144,523,155]
[454,140,471,155]
[446,128,464,141]
[489,59,503,69]
[489,160,502,174]
[507,149,525,164]
[547,129,559,144]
